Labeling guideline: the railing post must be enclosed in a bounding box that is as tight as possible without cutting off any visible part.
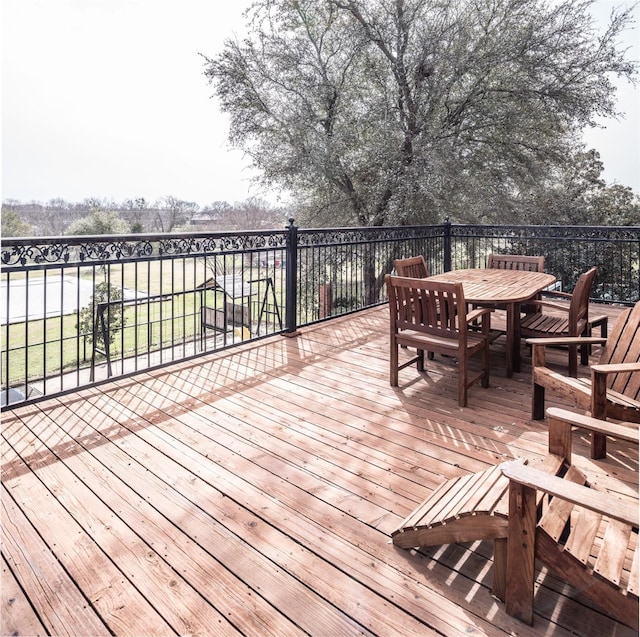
[444,218,452,272]
[284,218,299,335]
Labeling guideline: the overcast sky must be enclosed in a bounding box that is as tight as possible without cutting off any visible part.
[2,0,639,210]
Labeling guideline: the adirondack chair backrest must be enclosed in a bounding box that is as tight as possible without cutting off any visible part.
[488,254,545,272]
[394,255,429,279]
[599,301,640,400]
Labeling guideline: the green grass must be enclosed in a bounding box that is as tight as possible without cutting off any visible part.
[2,292,204,386]
[1,255,290,388]
[2,283,286,388]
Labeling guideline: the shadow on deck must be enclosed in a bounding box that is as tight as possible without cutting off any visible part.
[2,304,636,637]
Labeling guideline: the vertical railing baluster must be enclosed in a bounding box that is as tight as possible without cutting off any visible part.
[285,218,298,334]
[444,218,452,272]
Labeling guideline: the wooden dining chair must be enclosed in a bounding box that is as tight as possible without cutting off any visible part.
[487,254,545,273]
[394,256,431,353]
[394,255,428,278]
[520,266,597,377]
[385,274,491,407]
[487,254,545,317]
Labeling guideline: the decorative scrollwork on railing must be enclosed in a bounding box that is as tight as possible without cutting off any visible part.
[1,242,70,267]
[1,232,289,268]
[157,233,286,256]
[450,224,640,243]
[298,225,443,247]
[79,240,155,262]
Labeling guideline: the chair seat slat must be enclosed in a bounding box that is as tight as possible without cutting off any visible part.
[564,506,603,565]
[538,465,587,541]
[594,519,633,587]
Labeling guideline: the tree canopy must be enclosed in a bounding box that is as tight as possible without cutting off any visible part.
[66,208,131,236]
[204,0,638,226]
[1,206,33,237]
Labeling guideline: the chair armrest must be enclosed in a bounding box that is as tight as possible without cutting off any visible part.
[526,336,606,347]
[592,362,640,375]
[546,407,640,449]
[467,307,491,324]
[525,299,571,313]
[529,337,606,369]
[501,461,638,526]
[542,290,572,300]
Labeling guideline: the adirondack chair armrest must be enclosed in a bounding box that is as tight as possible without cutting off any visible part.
[529,337,607,373]
[591,362,640,375]
[501,461,639,526]
[590,362,640,420]
[527,336,606,348]
[546,407,640,459]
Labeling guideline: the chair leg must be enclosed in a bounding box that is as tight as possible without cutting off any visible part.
[390,341,399,386]
[416,349,425,372]
[492,538,507,602]
[568,344,578,378]
[458,363,467,407]
[505,481,537,625]
[580,342,589,366]
[482,344,490,388]
[532,383,545,420]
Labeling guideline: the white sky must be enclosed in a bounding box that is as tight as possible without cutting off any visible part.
[2,0,639,210]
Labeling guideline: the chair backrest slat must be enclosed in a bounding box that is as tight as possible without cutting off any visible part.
[601,302,640,399]
[394,255,429,279]
[488,254,545,272]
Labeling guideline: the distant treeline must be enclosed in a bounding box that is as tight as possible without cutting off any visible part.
[1,196,289,237]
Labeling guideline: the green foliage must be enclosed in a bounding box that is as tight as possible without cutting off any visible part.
[588,184,640,226]
[1,207,33,237]
[511,149,640,225]
[205,0,638,226]
[77,282,126,350]
[67,209,130,235]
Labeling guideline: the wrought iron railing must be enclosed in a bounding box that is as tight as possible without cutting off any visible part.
[2,222,638,408]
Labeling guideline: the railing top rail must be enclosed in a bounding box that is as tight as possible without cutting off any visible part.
[0,227,289,246]
[1,229,290,269]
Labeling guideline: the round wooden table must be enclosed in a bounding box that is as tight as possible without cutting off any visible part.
[427,268,557,376]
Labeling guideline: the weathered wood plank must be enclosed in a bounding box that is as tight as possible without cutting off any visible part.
[1,304,635,637]
[1,553,48,637]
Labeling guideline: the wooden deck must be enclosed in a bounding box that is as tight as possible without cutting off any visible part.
[2,304,637,637]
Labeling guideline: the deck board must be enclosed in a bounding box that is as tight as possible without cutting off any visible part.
[2,304,636,637]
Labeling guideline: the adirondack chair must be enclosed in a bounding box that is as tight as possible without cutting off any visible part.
[502,417,639,628]
[392,407,639,622]
[520,266,597,377]
[530,301,640,458]
[394,255,429,278]
[385,274,491,407]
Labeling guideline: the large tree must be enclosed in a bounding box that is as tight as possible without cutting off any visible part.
[153,195,199,232]
[204,0,637,226]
